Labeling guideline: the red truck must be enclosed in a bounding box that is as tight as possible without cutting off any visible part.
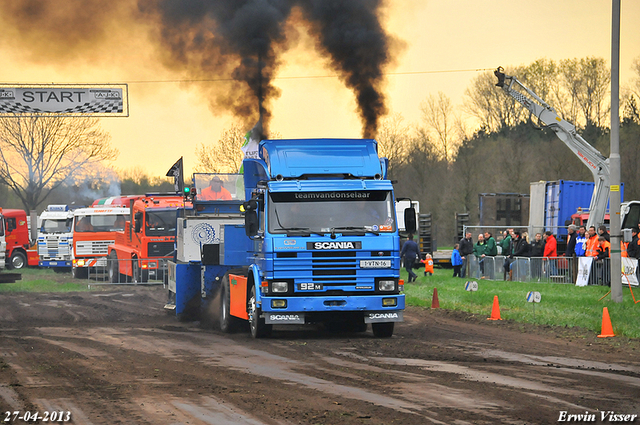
[1,208,39,269]
[107,194,187,283]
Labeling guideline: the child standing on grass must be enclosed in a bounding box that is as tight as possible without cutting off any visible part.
[452,244,463,277]
[420,254,434,276]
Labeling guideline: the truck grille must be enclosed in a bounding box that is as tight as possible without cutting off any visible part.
[147,241,174,257]
[76,240,113,256]
[38,236,71,256]
[273,250,393,288]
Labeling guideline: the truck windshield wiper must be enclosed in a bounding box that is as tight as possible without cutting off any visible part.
[282,227,328,237]
[330,226,379,236]
[282,227,310,236]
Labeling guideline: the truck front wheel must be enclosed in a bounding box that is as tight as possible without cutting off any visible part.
[248,286,272,338]
[108,252,119,283]
[132,260,141,284]
[9,251,27,270]
[372,322,394,338]
[71,267,88,279]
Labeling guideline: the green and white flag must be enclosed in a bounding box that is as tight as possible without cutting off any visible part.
[239,120,262,173]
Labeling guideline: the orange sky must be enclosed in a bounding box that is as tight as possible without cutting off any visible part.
[1,0,639,178]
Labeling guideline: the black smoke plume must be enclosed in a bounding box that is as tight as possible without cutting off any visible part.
[0,0,396,138]
[298,0,391,138]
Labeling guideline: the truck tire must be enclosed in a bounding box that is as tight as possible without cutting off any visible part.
[372,322,394,338]
[108,253,119,283]
[248,286,271,338]
[132,260,141,284]
[9,251,27,270]
[219,275,240,333]
[71,267,88,279]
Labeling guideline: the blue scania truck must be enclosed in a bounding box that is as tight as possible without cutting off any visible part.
[165,138,414,338]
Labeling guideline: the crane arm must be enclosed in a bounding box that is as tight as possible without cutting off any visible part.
[494,67,611,229]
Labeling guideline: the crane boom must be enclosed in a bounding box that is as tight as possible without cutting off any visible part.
[494,67,611,230]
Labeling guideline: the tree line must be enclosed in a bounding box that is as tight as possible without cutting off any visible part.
[1,57,639,247]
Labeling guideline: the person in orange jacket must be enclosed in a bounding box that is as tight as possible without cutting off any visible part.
[585,226,599,257]
[420,254,434,276]
[596,235,611,286]
[200,176,232,201]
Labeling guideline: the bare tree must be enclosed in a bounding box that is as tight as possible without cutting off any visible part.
[463,67,526,132]
[376,113,410,177]
[624,56,640,123]
[195,123,284,173]
[632,56,640,100]
[195,123,250,173]
[0,114,117,211]
[560,57,610,128]
[420,92,461,163]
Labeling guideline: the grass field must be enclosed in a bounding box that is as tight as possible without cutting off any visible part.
[0,268,97,292]
[4,267,640,339]
[403,266,640,339]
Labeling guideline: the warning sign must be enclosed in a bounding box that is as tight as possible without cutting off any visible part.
[0,84,128,117]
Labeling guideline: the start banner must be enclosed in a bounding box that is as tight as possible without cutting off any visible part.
[0,84,128,117]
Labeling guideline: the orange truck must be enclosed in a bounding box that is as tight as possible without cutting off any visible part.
[71,206,130,278]
[0,208,39,269]
[107,194,187,283]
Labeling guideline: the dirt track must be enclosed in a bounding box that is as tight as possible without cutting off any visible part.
[1,286,639,424]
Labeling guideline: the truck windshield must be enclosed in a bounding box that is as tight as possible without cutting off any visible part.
[146,211,177,236]
[0,216,4,237]
[41,218,73,233]
[268,191,396,234]
[74,214,127,233]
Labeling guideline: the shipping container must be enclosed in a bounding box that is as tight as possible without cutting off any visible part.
[529,180,624,245]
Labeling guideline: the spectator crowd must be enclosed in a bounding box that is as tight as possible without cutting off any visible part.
[450,224,640,285]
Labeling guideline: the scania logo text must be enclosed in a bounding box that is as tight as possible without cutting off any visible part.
[368,313,399,319]
[307,241,362,250]
[270,314,301,321]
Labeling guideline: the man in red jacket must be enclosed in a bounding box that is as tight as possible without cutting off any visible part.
[543,231,557,277]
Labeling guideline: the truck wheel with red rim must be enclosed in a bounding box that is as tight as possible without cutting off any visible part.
[219,275,241,333]
[9,251,27,270]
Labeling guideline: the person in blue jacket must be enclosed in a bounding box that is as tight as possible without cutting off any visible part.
[452,243,463,277]
[400,234,420,283]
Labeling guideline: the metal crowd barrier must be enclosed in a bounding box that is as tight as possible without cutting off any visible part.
[71,258,169,285]
[467,255,613,286]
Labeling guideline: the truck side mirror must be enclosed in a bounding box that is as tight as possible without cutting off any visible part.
[243,195,260,237]
[404,207,416,234]
[134,212,143,233]
[245,210,259,237]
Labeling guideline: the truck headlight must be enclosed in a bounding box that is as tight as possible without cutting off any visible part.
[378,280,395,291]
[271,281,289,293]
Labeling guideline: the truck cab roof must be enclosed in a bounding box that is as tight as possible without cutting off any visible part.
[259,139,383,180]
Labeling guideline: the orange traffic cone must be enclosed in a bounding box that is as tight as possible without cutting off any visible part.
[487,295,502,321]
[597,307,615,338]
[431,288,440,309]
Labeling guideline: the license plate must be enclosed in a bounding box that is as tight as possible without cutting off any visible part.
[360,260,391,268]
[50,261,58,265]
[297,283,323,291]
